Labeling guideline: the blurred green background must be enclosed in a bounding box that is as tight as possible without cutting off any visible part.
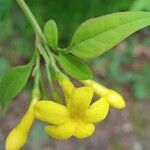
[0,0,150,150]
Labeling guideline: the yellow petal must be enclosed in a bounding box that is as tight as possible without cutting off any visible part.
[5,109,34,150]
[34,100,69,125]
[61,79,75,105]
[107,90,126,109]
[73,123,95,139]
[61,79,74,98]
[45,121,76,140]
[86,97,109,123]
[69,86,94,112]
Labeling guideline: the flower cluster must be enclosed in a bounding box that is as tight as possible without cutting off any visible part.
[5,79,125,149]
[34,80,109,139]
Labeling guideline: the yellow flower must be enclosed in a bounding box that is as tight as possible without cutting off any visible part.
[34,80,109,139]
[81,80,126,109]
[5,99,37,150]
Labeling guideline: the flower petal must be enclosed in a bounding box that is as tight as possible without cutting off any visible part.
[73,123,95,139]
[45,121,76,139]
[69,86,94,112]
[61,79,74,98]
[34,100,69,125]
[61,79,75,105]
[86,97,109,123]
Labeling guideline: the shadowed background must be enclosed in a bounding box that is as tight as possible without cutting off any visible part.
[0,0,150,150]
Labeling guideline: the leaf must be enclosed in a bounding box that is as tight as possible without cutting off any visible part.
[58,52,93,80]
[44,20,58,50]
[0,63,33,108]
[69,11,150,59]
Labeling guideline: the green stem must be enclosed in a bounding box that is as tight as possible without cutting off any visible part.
[39,75,48,99]
[46,63,62,103]
[46,63,53,90]
[16,0,68,86]
[16,0,45,40]
[38,43,50,63]
[32,50,41,100]
[39,44,68,84]
[34,52,40,89]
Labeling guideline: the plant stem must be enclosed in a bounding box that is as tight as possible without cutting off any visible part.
[45,63,55,96]
[16,0,68,85]
[39,75,48,99]
[32,50,41,100]
[16,0,54,62]
[34,51,40,89]
[16,0,45,40]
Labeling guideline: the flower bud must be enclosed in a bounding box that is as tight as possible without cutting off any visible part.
[107,90,126,109]
[5,103,34,150]
[81,80,108,96]
[5,127,28,150]
[81,80,126,109]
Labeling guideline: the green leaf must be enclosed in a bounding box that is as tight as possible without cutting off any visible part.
[69,11,150,59]
[0,63,33,108]
[58,52,93,80]
[44,20,58,50]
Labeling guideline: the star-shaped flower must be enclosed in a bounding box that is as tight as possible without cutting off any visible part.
[34,80,109,139]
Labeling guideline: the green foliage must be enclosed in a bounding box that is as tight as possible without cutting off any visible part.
[130,0,150,11]
[58,52,92,80]
[0,0,134,43]
[69,12,150,59]
[0,63,33,108]
[0,0,150,103]
[44,20,58,50]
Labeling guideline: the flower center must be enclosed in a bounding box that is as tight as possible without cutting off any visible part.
[69,108,86,121]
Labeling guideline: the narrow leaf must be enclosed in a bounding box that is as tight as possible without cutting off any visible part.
[69,11,150,59]
[0,63,33,108]
[58,53,93,80]
[44,20,58,50]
